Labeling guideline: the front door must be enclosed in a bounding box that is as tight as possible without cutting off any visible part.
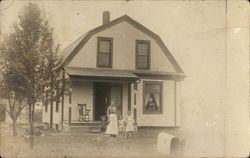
[94,83,111,121]
[94,83,123,121]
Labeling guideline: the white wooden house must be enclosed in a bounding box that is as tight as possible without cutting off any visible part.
[42,11,185,130]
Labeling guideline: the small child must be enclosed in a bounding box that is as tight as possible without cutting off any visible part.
[125,110,135,138]
[100,116,108,136]
[23,129,30,142]
[118,116,125,138]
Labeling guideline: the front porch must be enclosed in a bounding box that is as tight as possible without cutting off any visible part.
[43,67,183,129]
[63,70,137,126]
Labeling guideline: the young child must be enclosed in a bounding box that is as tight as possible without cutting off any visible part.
[125,110,135,138]
[118,115,125,138]
[23,129,30,142]
[100,116,108,136]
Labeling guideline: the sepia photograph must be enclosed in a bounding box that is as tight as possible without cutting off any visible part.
[0,0,249,157]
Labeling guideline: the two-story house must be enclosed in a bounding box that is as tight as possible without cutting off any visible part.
[42,11,185,130]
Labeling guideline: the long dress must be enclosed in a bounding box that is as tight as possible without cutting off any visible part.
[105,106,118,135]
[125,114,134,132]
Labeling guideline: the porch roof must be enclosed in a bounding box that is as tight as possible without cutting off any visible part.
[65,67,139,81]
[64,67,185,81]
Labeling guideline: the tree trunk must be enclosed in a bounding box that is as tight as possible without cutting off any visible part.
[29,103,35,148]
[12,119,17,136]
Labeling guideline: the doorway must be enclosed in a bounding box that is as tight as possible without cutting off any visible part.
[94,82,123,121]
[94,83,111,121]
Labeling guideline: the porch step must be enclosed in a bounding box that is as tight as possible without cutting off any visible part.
[63,121,101,126]
[63,121,101,133]
[63,126,101,133]
[69,122,101,127]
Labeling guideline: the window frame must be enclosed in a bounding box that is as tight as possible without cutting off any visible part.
[135,40,151,70]
[97,37,113,68]
[143,81,163,114]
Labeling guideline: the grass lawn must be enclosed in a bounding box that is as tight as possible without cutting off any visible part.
[0,123,180,158]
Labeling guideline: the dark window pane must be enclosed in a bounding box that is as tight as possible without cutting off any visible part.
[99,40,110,53]
[137,56,148,68]
[138,43,148,55]
[98,53,110,66]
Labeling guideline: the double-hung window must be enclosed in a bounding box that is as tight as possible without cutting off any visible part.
[97,37,113,68]
[136,40,150,70]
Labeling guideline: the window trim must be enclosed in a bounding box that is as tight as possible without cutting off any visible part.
[97,37,113,68]
[143,81,163,114]
[135,40,151,70]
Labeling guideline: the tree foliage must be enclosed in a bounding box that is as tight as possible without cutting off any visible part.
[0,3,65,145]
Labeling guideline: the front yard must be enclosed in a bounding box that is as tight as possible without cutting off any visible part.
[0,123,180,158]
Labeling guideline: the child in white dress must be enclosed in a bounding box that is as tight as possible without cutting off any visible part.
[118,116,125,138]
[125,110,135,138]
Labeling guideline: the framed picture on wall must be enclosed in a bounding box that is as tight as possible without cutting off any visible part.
[143,81,163,114]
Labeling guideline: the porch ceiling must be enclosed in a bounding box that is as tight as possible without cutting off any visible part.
[65,67,139,81]
[64,67,185,81]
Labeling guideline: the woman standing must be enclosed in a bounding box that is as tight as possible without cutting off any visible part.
[106,101,118,137]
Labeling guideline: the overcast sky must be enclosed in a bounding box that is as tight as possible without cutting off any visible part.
[1,0,225,49]
[0,0,227,105]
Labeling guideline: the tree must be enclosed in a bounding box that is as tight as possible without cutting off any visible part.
[0,83,27,136]
[0,31,30,136]
[0,3,64,147]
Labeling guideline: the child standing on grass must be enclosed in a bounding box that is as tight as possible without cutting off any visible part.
[118,115,125,138]
[100,116,108,136]
[125,110,135,138]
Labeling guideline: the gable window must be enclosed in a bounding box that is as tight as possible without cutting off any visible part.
[136,40,150,70]
[143,81,163,114]
[97,37,113,68]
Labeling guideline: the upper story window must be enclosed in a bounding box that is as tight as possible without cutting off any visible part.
[136,40,151,70]
[97,37,113,68]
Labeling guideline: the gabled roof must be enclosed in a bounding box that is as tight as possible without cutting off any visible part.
[61,15,184,73]
[60,33,87,60]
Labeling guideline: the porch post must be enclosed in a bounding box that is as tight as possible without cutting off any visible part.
[128,82,131,111]
[133,80,139,124]
[61,71,65,129]
[69,107,72,124]
[49,100,53,128]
